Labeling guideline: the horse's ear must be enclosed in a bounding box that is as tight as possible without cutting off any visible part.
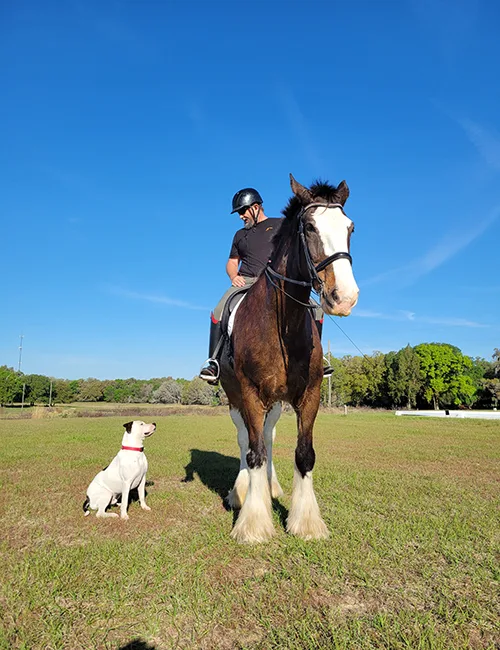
[335,180,350,206]
[290,173,313,205]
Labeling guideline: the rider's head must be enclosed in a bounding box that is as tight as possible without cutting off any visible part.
[231,188,263,229]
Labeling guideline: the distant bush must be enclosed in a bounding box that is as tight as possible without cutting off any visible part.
[181,378,216,406]
[151,380,182,404]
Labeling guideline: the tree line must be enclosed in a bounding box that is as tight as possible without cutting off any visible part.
[1,343,499,410]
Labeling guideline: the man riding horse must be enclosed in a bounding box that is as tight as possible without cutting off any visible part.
[199,187,331,383]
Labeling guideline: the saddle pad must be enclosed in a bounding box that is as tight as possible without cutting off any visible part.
[228,295,246,336]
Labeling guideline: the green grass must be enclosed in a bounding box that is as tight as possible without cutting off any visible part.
[0,412,498,649]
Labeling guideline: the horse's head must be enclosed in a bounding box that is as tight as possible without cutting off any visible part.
[289,174,359,317]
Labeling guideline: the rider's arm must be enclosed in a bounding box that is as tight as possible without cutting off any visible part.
[226,257,240,281]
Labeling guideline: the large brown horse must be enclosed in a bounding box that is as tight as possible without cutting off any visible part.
[220,175,359,543]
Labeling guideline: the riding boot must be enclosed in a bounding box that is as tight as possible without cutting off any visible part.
[199,318,223,384]
[315,319,334,378]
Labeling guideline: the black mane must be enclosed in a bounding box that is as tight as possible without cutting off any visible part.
[281,179,341,221]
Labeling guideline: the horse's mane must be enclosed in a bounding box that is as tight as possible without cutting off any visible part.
[281,179,340,221]
[270,180,340,262]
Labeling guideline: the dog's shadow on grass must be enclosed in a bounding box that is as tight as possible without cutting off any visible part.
[117,639,156,650]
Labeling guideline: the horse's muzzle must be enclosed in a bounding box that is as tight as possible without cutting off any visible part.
[322,291,359,317]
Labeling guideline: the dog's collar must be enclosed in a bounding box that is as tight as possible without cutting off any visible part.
[121,445,144,452]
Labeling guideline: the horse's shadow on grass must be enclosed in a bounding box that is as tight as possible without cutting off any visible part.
[182,448,288,526]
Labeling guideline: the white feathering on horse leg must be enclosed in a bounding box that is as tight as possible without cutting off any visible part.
[287,465,329,540]
[226,469,249,509]
[231,463,275,543]
[264,403,283,499]
[270,463,283,499]
[227,408,250,509]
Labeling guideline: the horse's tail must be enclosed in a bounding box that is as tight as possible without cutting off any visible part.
[83,496,91,516]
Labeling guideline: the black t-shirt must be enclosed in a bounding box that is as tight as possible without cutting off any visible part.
[229,217,283,278]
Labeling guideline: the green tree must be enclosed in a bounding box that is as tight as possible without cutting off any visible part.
[79,378,105,402]
[362,352,386,407]
[151,380,182,404]
[52,379,79,404]
[320,356,348,406]
[0,366,23,405]
[386,345,422,409]
[182,378,217,405]
[342,355,369,406]
[24,374,51,405]
[492,348,500,376]
[414,343,476,409]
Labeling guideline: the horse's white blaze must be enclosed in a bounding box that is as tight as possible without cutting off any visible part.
[263,402,283,498]
[231,463,275,543]
[312,206,359,314]
[287,465,329,540]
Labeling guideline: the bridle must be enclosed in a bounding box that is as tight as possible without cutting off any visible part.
[265,202,353,294]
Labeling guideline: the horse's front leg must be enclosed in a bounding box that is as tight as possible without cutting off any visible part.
[263,402,283,499]
[231,392,275,543]
[287,389,329,540]
[226,407,250,509]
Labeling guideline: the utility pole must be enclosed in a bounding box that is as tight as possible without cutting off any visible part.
[327,339,332,408]
[18,334,24,372]
[49,380,53,408]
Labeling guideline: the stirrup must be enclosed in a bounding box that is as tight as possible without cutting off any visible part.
[199,359,220,382]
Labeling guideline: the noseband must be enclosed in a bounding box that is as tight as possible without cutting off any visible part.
[265,202,353,291]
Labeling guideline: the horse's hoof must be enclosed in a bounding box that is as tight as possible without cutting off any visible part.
[230,519,275,544]
[286,517,329,540]
[271,480,284,499]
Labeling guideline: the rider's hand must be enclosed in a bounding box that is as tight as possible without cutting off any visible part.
[231,275,246,288]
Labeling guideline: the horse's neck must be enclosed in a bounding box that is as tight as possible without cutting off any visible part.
[272,234,312,327]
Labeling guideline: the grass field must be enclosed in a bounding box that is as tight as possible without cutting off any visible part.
[0,411,498,649]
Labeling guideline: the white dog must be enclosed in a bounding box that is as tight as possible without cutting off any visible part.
[83,420,156,520]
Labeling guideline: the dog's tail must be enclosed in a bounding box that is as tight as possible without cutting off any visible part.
[83,496,91,516]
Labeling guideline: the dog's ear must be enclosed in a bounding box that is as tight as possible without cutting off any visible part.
[123,421,134,433]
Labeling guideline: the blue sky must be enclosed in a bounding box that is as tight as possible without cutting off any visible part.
[1,0,499,380]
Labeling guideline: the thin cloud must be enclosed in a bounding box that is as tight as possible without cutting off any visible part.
[363,203,500,287]
[354,308,487,328]
[108,287,209,311]
[276,85,324,174]
[457,118,500,172]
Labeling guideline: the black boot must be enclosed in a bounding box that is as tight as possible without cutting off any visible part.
[315,319,334,378]
[199,318,223,384]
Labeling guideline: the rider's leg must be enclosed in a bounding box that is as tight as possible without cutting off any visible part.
[199,314,223,382]
[313,308,334,378]
[199,281,255,382]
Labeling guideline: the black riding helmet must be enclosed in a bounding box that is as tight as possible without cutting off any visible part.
[231,188,263,214]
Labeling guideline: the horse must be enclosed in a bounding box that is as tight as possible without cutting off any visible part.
[219,174,359,543]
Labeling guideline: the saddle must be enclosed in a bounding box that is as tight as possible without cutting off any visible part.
[220,287,249,337]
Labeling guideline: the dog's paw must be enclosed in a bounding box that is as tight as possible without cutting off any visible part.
[141,505,151,511]
[120,514,129,521]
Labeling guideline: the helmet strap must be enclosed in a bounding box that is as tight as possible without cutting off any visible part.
[251,205,262,228]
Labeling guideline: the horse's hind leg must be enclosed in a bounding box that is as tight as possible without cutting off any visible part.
[231,395,274,543]
[226,408,250,509]
[263,402,283,499]
[287,395,329,540]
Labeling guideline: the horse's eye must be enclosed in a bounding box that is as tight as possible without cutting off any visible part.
[305,223,316,233]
